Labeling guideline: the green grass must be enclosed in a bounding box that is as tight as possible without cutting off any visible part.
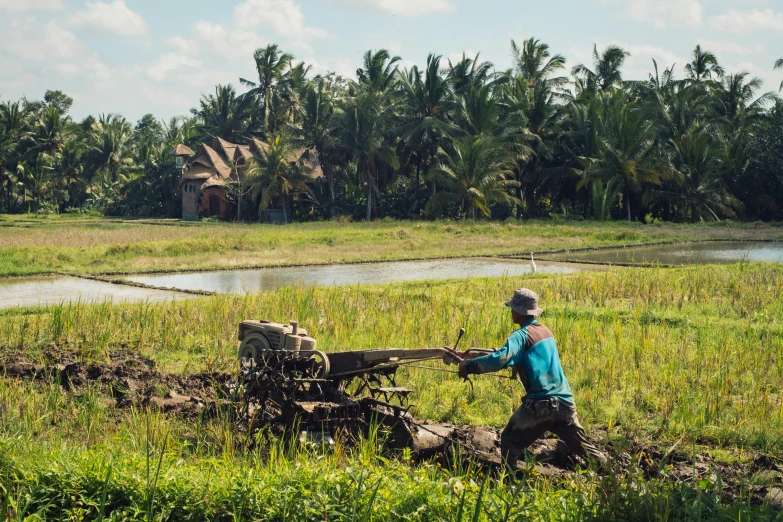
[2,264,783,519]
[1,215,781,276]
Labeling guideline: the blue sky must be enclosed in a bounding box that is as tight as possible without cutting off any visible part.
[1,0,781,121]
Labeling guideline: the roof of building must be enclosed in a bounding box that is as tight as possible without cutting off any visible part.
[170,144,195,156]
[193,143,232,178]
[179,137,323,188]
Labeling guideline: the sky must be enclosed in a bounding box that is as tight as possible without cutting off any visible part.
[1,0,782,122]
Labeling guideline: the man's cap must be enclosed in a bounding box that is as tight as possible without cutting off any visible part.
[505,288,543,316]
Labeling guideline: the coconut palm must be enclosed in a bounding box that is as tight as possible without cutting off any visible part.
[446,53,494,96]
[510,37,567,87]
[244,134,314,224]
[564,93,604,218]
[515,78,563,218]
[586,91,671,221]
[684,45,724,84]
[356,50,401,94]
[241,44,295,135]
[294,79,337,216]
[87,114,136,183]
[713,72,777,133]
[0,101,31,211]
[775,58,783,91]
[195,85,253,143]
[649,130,741,221]
[427,137,520,219]
[337,90,399,221]
[572,44,630,94]
[397,54,457,206]
[31,105,72,158]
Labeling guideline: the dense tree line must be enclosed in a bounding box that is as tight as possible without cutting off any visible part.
[1,40,782,222]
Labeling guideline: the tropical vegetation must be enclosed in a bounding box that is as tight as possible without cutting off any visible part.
[1,41,782,222]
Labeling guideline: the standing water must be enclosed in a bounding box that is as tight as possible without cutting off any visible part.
[549,241,783,265]
[125,258,579,294]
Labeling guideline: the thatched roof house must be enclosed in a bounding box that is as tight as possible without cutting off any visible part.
[177,137,323,221]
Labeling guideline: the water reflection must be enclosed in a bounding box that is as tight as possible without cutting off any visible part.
[126,258,580,294]
[0,276,189,309]
[552,241,783,265]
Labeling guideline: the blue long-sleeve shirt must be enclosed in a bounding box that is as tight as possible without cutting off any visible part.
[463,319,574,405]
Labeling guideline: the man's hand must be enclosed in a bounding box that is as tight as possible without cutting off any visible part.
[458,361,469,380]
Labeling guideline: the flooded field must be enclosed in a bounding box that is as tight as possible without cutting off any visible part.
[0,276,190,309]
[125,258,580,294]
[4,241,780,309]
[549,241,783,265]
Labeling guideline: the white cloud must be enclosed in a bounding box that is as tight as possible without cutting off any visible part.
[599,0,701,28]
[696,39,764,57]
[145,53,201,82]
[0,0,62,12]
[336,0,455,17]
[304,56,356,78]
[235,0,329,40]
[167,36,199,56]
[70,0,149,36]
[191,21,266,62]
[707,8,783,34]
[3,19,83,61]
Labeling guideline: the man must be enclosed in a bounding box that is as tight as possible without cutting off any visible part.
[458,288,606,469]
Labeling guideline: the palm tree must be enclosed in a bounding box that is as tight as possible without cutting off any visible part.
[31,105,71,156]
[510,37,567,87]
[514,78,563,218]
[572,44,630,93]
[427,137,520,219]
[241,44,294,135]
[590,178,621,221]
[244,134,314,224]
[337,90,399,221]
[57,139,86,208]
[397,54,456,206]
[294,79,337,216]
[775,58,783,91]
[649,130,741,221]
[0,101,31,211]
[564,93,604,218]
[195,85,252,143]
[87,114,136,183]
[713,72,777,134]
[684,45,724,84]
[356,50,401,94]
[446,53,493,96]
[586,91,670,221]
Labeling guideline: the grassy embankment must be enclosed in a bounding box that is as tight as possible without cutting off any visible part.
[1,264,782,519]
[2,214,781,276]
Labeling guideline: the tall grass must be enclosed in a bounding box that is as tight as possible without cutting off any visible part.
[1,264,782,519]
[2,264,781,449]
[2,217,780,276]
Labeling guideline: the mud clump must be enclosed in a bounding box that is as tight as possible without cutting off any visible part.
[0,345,234,416]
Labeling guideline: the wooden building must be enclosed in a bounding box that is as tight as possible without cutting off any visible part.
[174,138,322,222]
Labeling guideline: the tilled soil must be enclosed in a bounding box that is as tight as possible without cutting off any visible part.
[2,346,782,510]
[0,345,235,416]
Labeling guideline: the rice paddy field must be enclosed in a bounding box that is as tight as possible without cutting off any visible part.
[2,261,783,520]
[2,214,782,276]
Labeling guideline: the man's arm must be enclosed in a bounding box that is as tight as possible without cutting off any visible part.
[461,330,526,376]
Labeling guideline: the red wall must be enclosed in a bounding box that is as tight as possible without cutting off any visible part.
[198,187,236,220]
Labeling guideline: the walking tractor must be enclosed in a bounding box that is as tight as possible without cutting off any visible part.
[236,319,494,449]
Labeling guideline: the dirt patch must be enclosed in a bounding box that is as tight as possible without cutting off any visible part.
[0,345,235,417]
